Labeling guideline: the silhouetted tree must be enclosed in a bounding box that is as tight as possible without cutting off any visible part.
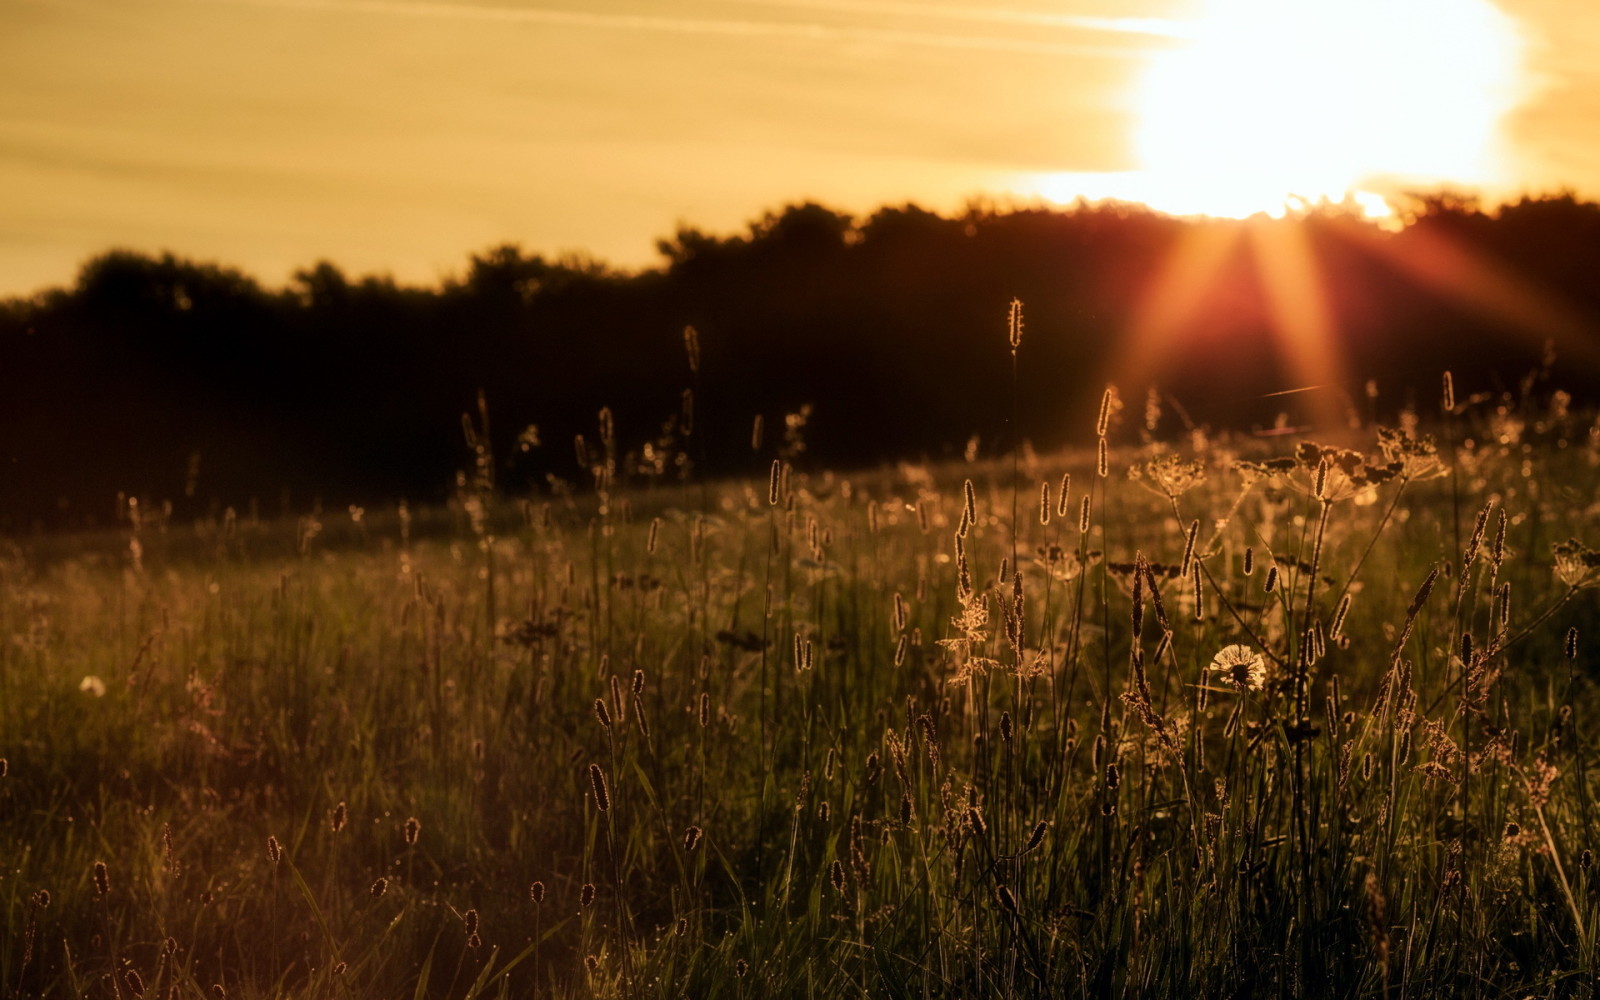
[4,195,1600,530]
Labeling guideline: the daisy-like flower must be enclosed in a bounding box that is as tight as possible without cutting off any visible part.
[1209,644,1266,691]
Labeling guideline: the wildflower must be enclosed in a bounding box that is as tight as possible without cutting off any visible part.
[1130,453,1206,500]
[1552,539,1600,588]
[1375,426,1447,482]
[1209,644,1266,691]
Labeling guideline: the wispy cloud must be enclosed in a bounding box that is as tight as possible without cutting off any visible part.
[191,0,1165,57]
[722,0,1192,39]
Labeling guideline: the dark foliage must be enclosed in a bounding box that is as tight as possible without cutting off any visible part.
[4,194,1599,529]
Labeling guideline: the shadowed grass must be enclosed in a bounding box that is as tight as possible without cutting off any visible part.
[2,385,1600,998]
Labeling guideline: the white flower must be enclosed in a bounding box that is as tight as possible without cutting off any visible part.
[79,675,107,697]
[1209,644,1265,691]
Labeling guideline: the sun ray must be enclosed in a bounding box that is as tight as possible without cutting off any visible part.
[1110,221,1242,389]
[1336,219,1600,372]
[1248,220,1351,428]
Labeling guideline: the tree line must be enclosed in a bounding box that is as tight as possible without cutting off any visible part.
[3,193,1599,530]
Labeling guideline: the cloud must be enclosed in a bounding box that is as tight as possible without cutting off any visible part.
[190,0,1165,57]
[725,0,1191,39]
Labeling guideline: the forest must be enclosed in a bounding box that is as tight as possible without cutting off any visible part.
[3,192,1599,530]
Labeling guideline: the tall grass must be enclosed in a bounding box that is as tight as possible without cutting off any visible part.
[2,373,1599,998]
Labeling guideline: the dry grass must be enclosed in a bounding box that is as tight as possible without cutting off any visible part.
[2,381,1600,998]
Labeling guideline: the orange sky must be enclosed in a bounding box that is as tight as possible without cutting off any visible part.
[2,0,1597,296]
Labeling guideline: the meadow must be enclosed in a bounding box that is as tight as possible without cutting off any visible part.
[3,375,1600,999]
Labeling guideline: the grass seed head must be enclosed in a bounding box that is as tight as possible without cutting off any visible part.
[683,325,700,374]
[580,883,596,907]
[1180,521,1200,576]
[330,801,347,834]
[530,880,545,903]
[403,817,421,846]
[1331,593,1352,638]
[995,884,1018,914]
[370,877,388,898]
[684,826,703,851]
[1024,820,1048,854]
[1132,554,1146,636]
[589,763,611,812]
[92,861,109,896]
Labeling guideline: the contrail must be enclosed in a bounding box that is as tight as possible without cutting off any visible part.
[191,0,1161,57]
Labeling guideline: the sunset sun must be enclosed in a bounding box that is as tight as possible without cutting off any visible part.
[1128,0,1527,218]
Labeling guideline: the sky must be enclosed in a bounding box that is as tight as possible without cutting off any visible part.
[2,0,1599,296]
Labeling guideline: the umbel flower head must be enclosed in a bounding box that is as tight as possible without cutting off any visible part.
[1210,644,1266,691]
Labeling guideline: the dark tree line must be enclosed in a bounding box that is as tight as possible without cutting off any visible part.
[4,193,1600,530]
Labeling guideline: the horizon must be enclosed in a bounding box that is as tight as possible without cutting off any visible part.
[6,0,1600,298]
[1,184,1581,299]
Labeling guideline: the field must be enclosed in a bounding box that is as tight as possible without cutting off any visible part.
[4,383,1600,998]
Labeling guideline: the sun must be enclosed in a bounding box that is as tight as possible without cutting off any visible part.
[1129,0,1527,218]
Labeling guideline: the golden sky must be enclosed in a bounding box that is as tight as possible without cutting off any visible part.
[2,0,1597,295]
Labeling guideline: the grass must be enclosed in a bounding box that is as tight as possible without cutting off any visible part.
[3,379,1600,999]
